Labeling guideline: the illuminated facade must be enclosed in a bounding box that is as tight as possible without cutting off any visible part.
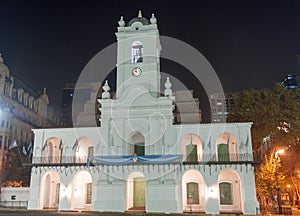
[28,12,258,214]
[0,55,65,169]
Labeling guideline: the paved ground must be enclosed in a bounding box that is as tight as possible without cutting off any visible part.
[0,209,186,216]
[2,208,300,216]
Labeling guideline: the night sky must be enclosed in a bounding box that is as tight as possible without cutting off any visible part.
[1,0,300,115]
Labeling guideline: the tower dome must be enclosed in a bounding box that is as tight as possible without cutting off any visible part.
[0,53,10,78]
[127,10,150,26]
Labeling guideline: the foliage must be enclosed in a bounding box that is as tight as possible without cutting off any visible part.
[0,145,31,187]
[228,83,300,151]
[1,181,24,187]
[255,153,285,200]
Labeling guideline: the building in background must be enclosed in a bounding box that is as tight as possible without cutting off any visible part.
[210,92,238,123]
[0,54,65,169]
[282,74,298,89]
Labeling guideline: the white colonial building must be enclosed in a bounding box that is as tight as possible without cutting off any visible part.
[28,11,259,214]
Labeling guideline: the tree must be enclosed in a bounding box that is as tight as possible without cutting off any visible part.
[228,83,300,153]
[255,152,285,208]
[0,144,31,187]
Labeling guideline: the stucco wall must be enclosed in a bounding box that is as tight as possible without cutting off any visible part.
[0,187,29,208]
[1,187,29,201]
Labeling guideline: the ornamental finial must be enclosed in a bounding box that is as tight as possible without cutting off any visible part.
[138,10,142,18]
[164,77,173,97]
[102,80,111,99]
[150,13,157,24]
[118,16,125,27]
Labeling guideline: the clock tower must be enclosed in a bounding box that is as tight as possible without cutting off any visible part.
[115,11,161,98]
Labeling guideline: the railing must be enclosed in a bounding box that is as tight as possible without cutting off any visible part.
[184,153,261,164]
[0,200,28,208]
[31,156,89,165]
[29,154,261,166]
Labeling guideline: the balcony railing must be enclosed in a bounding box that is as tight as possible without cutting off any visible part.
[31,156,89,166]
[28,153,261,166]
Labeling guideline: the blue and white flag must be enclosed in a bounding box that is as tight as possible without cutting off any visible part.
[22,146,27,155]
[8,140,17,150]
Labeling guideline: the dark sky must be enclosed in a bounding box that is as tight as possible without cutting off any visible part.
[1,0,300,114]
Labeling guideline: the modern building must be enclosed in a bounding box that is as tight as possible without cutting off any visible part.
[0,54,65,169]
[28,11,259,214]
[281,74,298,89]
[210,92,239,123]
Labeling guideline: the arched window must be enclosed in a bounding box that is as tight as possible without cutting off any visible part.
[131,41,143,63]
[219,182,233,205]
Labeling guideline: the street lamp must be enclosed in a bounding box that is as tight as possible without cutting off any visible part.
[275,149,284,214]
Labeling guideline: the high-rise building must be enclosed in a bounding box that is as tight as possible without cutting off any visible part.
[210,92,238,123]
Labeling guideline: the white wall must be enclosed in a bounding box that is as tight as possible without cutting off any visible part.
[0,187,29,208]
[1,187,29,201]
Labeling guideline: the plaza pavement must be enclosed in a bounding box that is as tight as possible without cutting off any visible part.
[3,208,300,216]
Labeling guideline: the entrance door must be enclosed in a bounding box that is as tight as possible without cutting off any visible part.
[133,177,146,207]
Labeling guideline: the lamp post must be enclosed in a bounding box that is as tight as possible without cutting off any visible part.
[275,149,284,214]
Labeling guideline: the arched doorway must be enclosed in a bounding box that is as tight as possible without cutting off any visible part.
[129,132,145,156]
[218,169,242,212]
[181,134,202,162]
[42,137,62,163]
[71,171,93,211]
[182,169,205,212]
[40,171,60,209]
[73,137,94,163]
[127,171,146,211]
[216,133,238,161]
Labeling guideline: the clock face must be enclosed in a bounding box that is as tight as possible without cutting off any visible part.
[132,67,142,77]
